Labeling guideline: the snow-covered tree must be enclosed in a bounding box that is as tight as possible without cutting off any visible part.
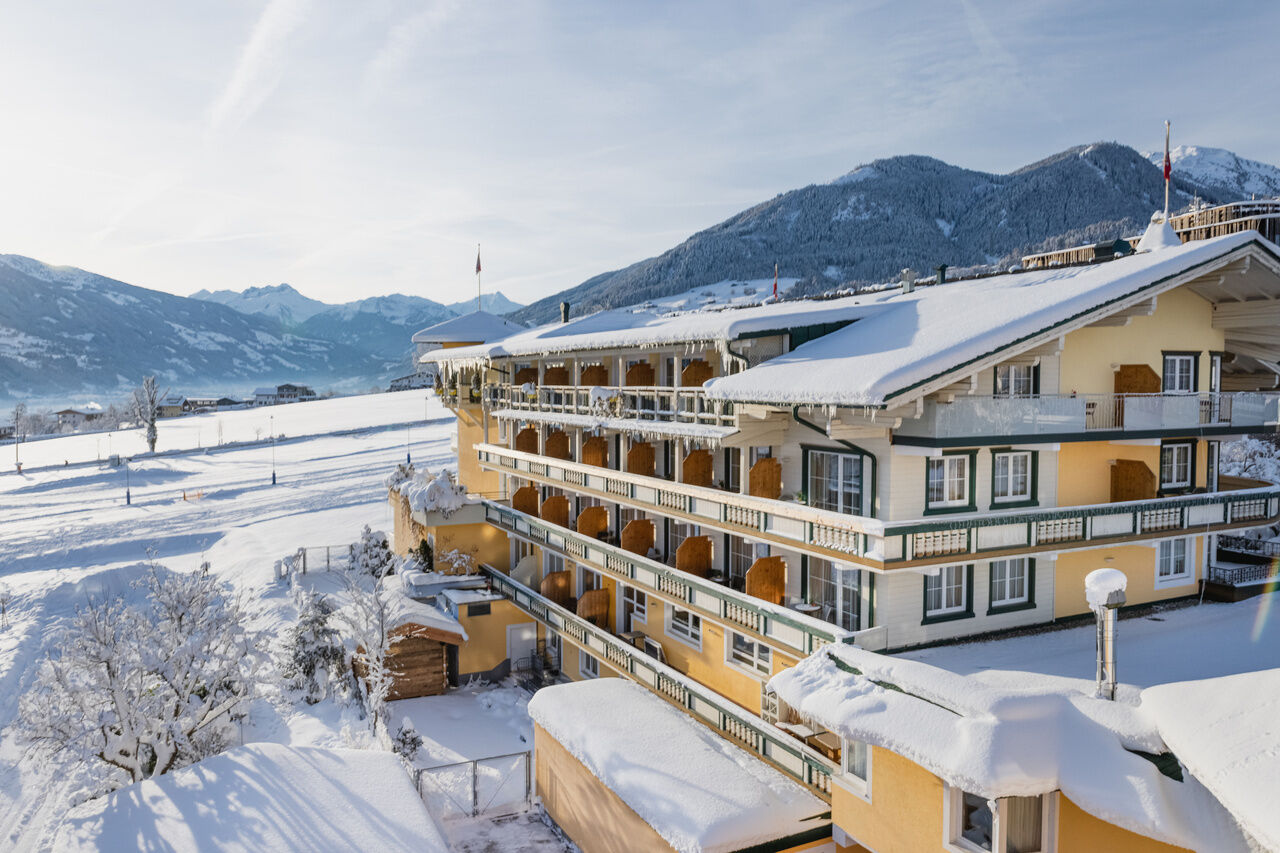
[280,592,345,704]
[406,539,434,573]
[349,525,394,578]
[130,376,166,453]
[439,547,476,574]
[332,572,401,735]
[392,718,423,762]
[19,567,255,789]
[1221,436,1280,484]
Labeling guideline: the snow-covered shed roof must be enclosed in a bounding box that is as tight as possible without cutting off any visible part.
[527,678,828,853]
[426,297,880,363]
[381,576,467,642]
[411,310,524,345]
[1142,668,1280,852]
[55,743,450,852]
[770,642,1253,852]
[706,231,1278,407]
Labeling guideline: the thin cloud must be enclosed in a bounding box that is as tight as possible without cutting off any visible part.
[208,0,312,133]
[363,0,460,97]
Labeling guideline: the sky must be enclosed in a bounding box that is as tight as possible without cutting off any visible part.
[1,0,1277,307]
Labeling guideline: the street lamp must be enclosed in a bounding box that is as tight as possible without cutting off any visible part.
[406,423,411,466]
[270,414,277,485]
[125,459,131,505]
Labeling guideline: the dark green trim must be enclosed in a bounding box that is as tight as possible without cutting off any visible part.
[923,450,978,515]
[921,564,975,624]
[880,240,1268,405]
[799,554,808,601]
[891,423,1251,448]
[801,442,869,516]
[1158,438,1198,493]
[986,557,1036,616]
[731,823,835,853]
[1127,749,1184,782]
[1161,350,1201,392]
[867,571,875,630]
[791,408,879,518]
[989,447,1039,509]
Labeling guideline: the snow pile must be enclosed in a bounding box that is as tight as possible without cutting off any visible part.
[1142,669,1280,852]
[1221,436,1280,484]
[54,744,449,852]
[397,467,469,517]
[1084,568,1127,609]
[384,461,415,490]
[1135,212,1182,252]
[528,679,827,853]
[769,644,1251,852]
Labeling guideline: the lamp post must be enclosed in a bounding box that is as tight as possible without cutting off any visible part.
[125,459,131,506]
[270,414,277,485]
[406,423,411,466]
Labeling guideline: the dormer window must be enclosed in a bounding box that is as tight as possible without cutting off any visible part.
[994,364,1036,398]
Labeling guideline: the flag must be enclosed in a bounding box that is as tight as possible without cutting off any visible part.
[1162,121,1171,181]
[475,246,482,275]
[773,262,778,299]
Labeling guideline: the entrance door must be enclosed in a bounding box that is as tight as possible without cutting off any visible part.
[506,622,537,671]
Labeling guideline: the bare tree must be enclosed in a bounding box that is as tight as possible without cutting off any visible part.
[333,570,401,736]
[19,567,255,788]
[130,376,166,453]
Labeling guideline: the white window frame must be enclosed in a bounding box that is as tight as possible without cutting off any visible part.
[578,651,599,680]
[925,565,968,618]
[995,363,1035,398]
[943,786,1057,853]
[1162,354,1196,393]
[836,737,872,802]
[989,558,1030,608]
[544,552,565,576]
[726,631,772,677]
[1155,537,1194,588]
[665,606,702,650]
[1160,442,1193,489]
[808,448,864,515]
[928,455,971,509]
[991,451,1032,504]
[621,585,647,629]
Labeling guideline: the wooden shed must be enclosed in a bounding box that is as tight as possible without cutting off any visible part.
[355,621,466,701]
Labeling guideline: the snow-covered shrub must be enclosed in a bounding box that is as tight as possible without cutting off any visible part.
[280,592,345,705]
[349,525,395,578]
[392,718,423,762]
[439,547,476,574]
[18,566,256,790]
[1221,436,1280,484]
[398,467,468,517]
[333,574,402,736]
[0,585,10,628]
[405,539,434,573]
[384,462,414,491]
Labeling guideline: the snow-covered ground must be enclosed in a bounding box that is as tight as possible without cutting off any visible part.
[0,392,568,851]
[7,389,434,471]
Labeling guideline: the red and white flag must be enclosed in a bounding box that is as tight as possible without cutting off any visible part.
[773,262,778,299]
[1162,121,1172,181]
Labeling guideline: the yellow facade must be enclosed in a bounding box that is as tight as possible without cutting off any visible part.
[1057,440,1209,508]
[455,598,540,676]
[1053,537,1203,618]
[1057,795,1191,852]
[456,406,502,497]
[1058,285,1223,394]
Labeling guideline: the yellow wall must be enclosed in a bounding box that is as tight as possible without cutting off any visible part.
[1057,795,1191,852]
[1058,285,1223,394]
[456,407,502,497]
[431,520,511,573]
[1053,538,1203,618]
[456,598,539,676]
[1057,440,1208,508]
[832,746,944,853]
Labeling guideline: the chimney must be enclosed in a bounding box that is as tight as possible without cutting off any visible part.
[899,268,916,294]
[935,264,948,285]
[1084,568,1127,700]
[560,301,571,323]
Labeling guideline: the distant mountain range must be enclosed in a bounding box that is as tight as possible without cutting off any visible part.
[510,142,1278,325]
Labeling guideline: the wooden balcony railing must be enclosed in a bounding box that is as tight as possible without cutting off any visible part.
[488,383,735,426]
[480,562,838,799]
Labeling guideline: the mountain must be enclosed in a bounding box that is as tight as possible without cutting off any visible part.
[190,283,328,326]
[509,142,1243,325]
[0,256,390,404]
[444,292,524,316]
[1146,145,1280,202]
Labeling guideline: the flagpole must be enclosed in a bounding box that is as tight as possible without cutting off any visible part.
[476,243,482,312]
[1163,120,1171,220]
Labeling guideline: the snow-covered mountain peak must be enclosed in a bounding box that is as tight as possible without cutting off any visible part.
[1145,145,1280,201]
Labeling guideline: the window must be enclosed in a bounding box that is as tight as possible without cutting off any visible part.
[666,521,697,561]
[991,452,1032,504]
[1160,442,1193,489]
[957,790,993,851]
[666,606,702,647]
[946,787,1053,853]
[546,632,562,671]
[1162,354,1196,392]
[544,552,565,576]
[927,455,972,510]
[1003,796,1046,853]
[579,652,599,680]
[727,535,754,589]
[808,449,864,515]
[995,364,1035,397]
[808,557,861,631]
[989,559,1030,609]
[727,631,772,675]
[842,738,871,796]
[925,565,969,620]
[579,566,601,597]
[621,585,647,631]
[724,447,742,492]
[1156,538,1192,587]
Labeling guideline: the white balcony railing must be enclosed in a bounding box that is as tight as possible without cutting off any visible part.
[894,392,1280,442]
[488,383,735,426]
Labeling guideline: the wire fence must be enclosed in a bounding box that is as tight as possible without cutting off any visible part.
[413,750,532,820]
[275,545,353,579]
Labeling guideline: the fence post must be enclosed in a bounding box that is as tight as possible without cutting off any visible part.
[326,546,331,570]
[525,751,532,808]
[472,763,480,817]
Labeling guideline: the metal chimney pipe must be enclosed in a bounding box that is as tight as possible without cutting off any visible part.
[1085,568,1126,700]
[560,301,571,323]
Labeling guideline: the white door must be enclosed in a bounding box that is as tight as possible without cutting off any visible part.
[506,622,537,667]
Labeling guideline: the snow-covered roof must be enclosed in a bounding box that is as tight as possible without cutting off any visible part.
[706,231,1276,407]
[527,679,828,853]
[491,408,737,444]
[55,744,450,852]
[770,644,1251,852]
[252,387,276,396]
[1142,668,1280,852]
[426,297,880,363]
[381,576,467,641]
[411,310,524,344]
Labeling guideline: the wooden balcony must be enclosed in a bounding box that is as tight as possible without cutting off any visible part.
[488,382,734,427]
